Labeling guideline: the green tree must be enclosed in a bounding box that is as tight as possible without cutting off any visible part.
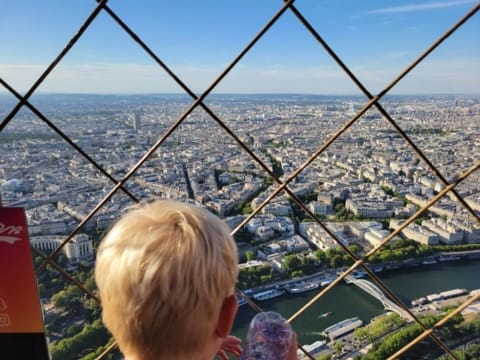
[237,264,273,289]
[65,323,82,338]
[300,254,319,274]
[329,254,343,268]
[333,340,343,354]
[242,203,253,214]
[291,270,304,278]
[283,254,301,272]
[348,244,362,256]
[316,354,331,360]
[354,313,404,342]
[315,249,326,263]
[49,319,110,360]
[257,265,273,277]
[260,275,272,284]
[51,285,84,315]
[84,276,97,293]
[86,298,101,321]
[51,290,68,309]
[334,202,344,213]
[245,250,256,262]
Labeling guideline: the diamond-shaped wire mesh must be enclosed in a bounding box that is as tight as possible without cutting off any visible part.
[1,1,479,359]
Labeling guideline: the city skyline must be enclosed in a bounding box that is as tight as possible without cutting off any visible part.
[1,0,479,95]
[1,87,479,357]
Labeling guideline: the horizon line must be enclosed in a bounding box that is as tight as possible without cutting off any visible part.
[1,92,479,97]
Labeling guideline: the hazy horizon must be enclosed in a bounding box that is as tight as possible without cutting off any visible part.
[2,92,480,97]
[1,0,479,95]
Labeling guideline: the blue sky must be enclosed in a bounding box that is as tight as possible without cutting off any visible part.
[0,0,479,94]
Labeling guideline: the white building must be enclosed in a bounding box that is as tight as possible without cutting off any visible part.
[133,112,141,132]
[308,200,331,215]
[262,201,292,216]
[303,223,348,250]
[390,220,440,245]
[345,198,399,219]
[278,235,310,252]
[30,233,93,264]
[256,225,275,241]
[364,229,392,247]
[346,221,383,240]
[421,219,464,244]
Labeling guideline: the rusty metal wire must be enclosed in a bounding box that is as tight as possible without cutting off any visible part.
[0,1,479,359]
[287,162,479,356]
[0,0,108,132]
[35,0,296,273]
[287,1,480,224]
[388,292,480,360]
[95,340,118,360]
[0,78,139,203]
[31,246,100,303]
[227,2,480,353]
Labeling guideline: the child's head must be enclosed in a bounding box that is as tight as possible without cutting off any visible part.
[95,199,238,359]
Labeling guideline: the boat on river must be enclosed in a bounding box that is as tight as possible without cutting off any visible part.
[253,288,285,301]
[422,257,438,265]
[319,311,333,318]
[411,296,428,306]
[285,281,320,294]
[439,255,461,261]
[237,295,247,306]
[320,277,335,287]
[352,269,366,278]
[322,317,363,340]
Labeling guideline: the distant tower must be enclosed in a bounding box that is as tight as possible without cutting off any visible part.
[347,102,355,117]
[133,112,141,133]
[147,130,152,146]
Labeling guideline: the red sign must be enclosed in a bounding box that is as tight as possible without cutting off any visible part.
[0,207,49,358]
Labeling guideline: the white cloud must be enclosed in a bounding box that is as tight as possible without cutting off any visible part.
[0,63,215,94]
[384,51,411,59]
[368,0,476,14]
[391,57,480,94]
[0,62,357,94]
[0,58,478,95]
[0,64,45,93]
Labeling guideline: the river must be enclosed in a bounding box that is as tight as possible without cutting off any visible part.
[232,260,480,345]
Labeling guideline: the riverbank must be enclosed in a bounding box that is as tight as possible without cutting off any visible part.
[233,259,480,348]
[238,252,480,306]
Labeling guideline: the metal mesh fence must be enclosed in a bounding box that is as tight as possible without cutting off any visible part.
[1,1,480,359]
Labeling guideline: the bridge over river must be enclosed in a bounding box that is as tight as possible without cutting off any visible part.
[345,275,413,321]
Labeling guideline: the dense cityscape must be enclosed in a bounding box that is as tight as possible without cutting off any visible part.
[1,93,480,359]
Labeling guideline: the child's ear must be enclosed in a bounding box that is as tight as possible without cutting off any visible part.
[215,294,238,338]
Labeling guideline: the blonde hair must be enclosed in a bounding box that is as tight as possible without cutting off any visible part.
[95,200,238,359]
